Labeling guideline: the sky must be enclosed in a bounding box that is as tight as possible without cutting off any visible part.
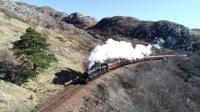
[14,0,200,28]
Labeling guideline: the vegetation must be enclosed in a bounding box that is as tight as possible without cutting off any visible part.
[0,48,27,85]
[12,27,57,78]
[0,61,28,85]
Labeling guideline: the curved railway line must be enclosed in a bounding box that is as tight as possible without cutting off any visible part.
[34,55,188,112]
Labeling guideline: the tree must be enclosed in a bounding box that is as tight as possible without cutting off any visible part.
[12,27,57,78]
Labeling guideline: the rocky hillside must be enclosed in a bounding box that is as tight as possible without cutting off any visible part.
[0,0,96,29]
[62,12,97,29]
[89,16,200,50]
[0,0,200,112]
[82,57,200,112]
[0,0,99,111]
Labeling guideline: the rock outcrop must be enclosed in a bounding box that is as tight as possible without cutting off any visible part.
[61,12,97,29]
[90,16,196,50]
[148,20,192,49]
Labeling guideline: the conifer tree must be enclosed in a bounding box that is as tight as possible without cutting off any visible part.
[12,27,57,77]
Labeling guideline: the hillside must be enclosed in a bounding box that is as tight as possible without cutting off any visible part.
[192,28,200,33]
[82,57,200,112]
[89,16,200,50]
[0,0,200,112]
[0,0,99,111]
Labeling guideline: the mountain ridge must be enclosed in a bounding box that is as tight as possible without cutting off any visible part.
[1,0,199,51]
[89,16,199,50]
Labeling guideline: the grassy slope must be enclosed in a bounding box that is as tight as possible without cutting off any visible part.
[0,10,98,111]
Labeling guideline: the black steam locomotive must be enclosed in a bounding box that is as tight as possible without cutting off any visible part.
[80,64,108,82]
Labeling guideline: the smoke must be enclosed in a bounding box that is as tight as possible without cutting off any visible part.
[85,39,152,70]
[153,38,165,49]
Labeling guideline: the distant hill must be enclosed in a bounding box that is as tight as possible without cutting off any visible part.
[89,16,200,50]
[192,28,200,35]
[192,28,200,32]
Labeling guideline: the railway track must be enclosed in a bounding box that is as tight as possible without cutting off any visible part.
[34,84,83,112]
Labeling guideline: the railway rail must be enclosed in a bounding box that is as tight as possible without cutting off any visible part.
[34,85,83,112]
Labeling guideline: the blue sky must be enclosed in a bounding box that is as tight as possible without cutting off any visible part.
[14,0,200,28]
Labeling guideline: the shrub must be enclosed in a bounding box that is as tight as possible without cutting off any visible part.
[0,48,27,85]
[0,61,28,85]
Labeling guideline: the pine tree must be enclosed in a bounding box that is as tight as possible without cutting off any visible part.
[12,27,57,78]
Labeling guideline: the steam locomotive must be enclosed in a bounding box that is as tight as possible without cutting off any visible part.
[79,55,187,82]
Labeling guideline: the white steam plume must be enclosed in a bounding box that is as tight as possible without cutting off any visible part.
[85,39,152,70]
[153,38,165,49]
